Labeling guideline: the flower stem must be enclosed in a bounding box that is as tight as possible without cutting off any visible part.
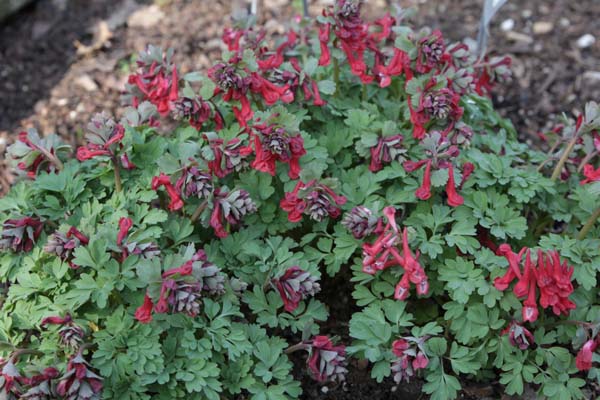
[284,342,309,354]
[112,157,122,193]
[362,84,367,102]
[550,135,578,181]
[190,201,208,223]
[11,348,43,361]
[577,206,600,240]
[333,57,339,95]
[577,150,598,173]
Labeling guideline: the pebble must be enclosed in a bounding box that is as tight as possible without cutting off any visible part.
[74,74,99,92]
[583,71,600,83]
[577,34,596,48]
[127,5,165,28]
[500,19,515,32]
[559,18,570,27]
[522,9,532,18]
[533,21,553,34]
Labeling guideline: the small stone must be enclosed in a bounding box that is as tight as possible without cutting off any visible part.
[321,386,329,394]
[505,31,534,44]
[127,5,165,28]
[500,19,515,32]
[522,9,532,18]
[583,71,600,83]
[56,98,69,106]
[559,18,570,27]
[577,34,596,48]
[74,75,99,92]
[533,21,553,34]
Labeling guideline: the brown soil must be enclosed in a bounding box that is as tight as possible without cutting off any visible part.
[0,0,598,398]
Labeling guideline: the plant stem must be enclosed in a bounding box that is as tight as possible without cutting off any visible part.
[11,348,43,361]
[38,147,63,171]
[577,206,600,240]
[577,150,598,173]
[550,135,578,181]
[362,84,367,102]
[190,201,208,223]
[333,57,339,95]
[112,157,122,193]
[284,342,308,354]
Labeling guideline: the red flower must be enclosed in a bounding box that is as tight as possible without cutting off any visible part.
[0,216,43,252]
[250,73,294,105]
[493,244,526,291]
[76,147,111,161]
[151,173,184,211]
[129,59,179,116]
[580,164,600,185]
[250,123,306,179]
[445,164,464,207]
[41,314,72,327]
[134,294,154,324]
[280,180,346,223]
[494,247,576,323]
[56,353,103,398]
[458,162,475,190]
[318,23,331,66]
[117,217,133,246]
[502,321,534,350]
[307,336,347,382]
[162,260,194,278]
[273,266,320,312]
[415,159,432,200]
[222,27,244,51]
[576,339,597,371]
[534,250,576,316]
[415,30,447,74]
[391,336,429,383]
[370,13,395,43]
[368,134,404,172]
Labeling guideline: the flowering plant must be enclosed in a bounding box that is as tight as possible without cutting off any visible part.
[1,1,600,399]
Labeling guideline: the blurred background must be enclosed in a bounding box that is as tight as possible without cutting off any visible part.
[0,0,598,146]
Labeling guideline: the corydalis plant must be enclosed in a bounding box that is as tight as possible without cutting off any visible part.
[1,0,596,399]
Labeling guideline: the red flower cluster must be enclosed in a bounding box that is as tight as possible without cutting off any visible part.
[391,337,428,383]
[501,321,535,350]
[280,180,346,223]
[368,134,404,172]
[127,46,179,116]
[41,313,85,350]
[403,156,471,207]
[76,112,135,169]
[204,133,252,178]
[56,352,103,399]
[272,266,321,312]
[171,96,223,131]
[362,207,428,300]
[494,245,576,322]
[10,131,63,178]
[209,188,257,238]
[135,250,224,322]
[151,173,184,211]
[208,54,293,128]
[474,55,512,96]
[249,120,306,179]
[0,216,43,252]
[44,226,89,268]
[307,336,348,382]
[409,81,463,140]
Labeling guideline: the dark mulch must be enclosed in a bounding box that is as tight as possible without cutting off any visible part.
[0,0,598,398]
